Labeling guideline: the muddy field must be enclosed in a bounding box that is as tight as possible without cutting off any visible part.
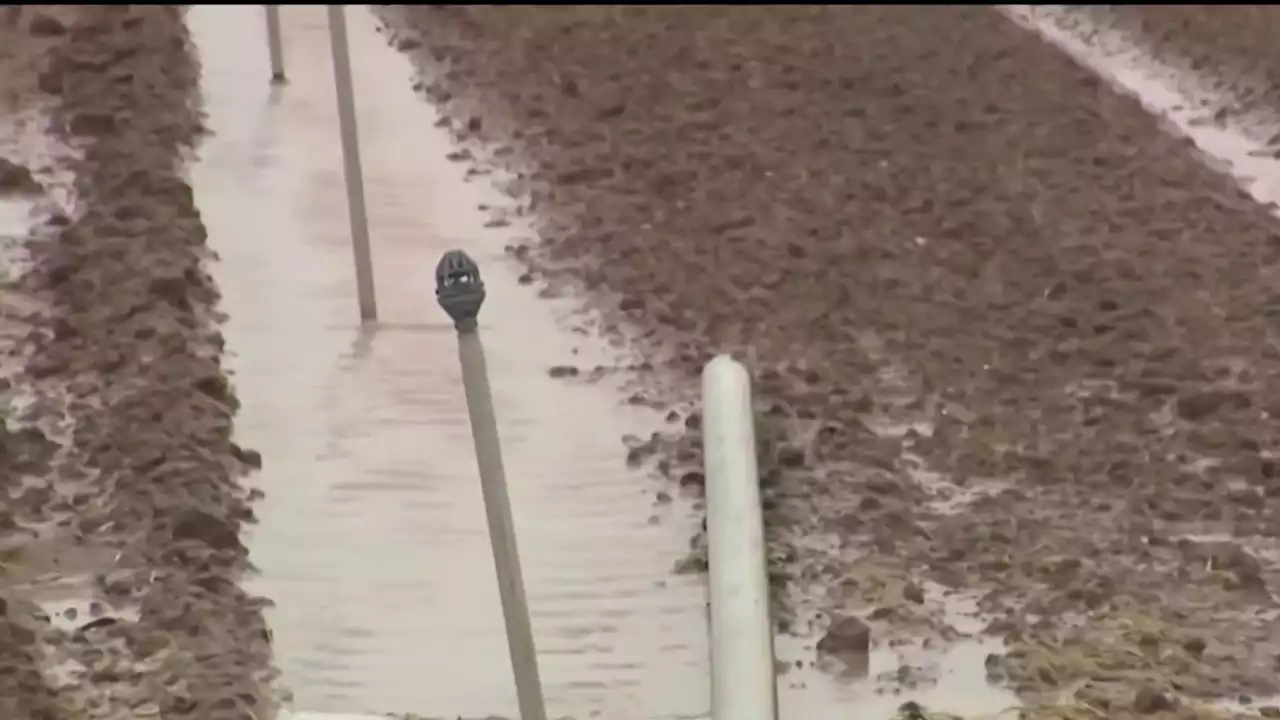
[5,3,1280,719]
[378,5,1280,717]
[1089,5,1280,141]
[0,6,273,719]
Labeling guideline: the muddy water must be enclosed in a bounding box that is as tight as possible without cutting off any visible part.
[187,6,710,719]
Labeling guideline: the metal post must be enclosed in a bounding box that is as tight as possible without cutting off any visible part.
[327,4,378,323]
[264,5,286,83]
[702,355,778,720]
[435,250,547,720]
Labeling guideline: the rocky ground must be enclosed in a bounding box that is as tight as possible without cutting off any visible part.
[0,6,272,720]
[378,5,1280,718]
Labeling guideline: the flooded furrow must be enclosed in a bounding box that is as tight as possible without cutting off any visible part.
[188,6,708,719]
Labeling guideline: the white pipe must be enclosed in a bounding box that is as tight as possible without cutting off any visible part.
[701,355,778,720]
[263,5,285,83]
[326,4,378,323]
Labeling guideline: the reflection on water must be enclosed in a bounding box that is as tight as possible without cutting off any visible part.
[188,5,707,719]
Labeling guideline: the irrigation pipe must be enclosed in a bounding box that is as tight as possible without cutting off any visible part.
[702,355,779,720]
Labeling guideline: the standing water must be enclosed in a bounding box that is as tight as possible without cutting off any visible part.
[187,5,709,719]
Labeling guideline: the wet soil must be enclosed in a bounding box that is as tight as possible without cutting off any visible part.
[2,6,273,719]
[2,8,84,719]
[381,5,1280,717]
[0,7,75,118]
[0,596,62,720]
[1079,5,1280,145]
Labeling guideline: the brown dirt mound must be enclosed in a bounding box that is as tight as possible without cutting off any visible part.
[2,6,275,719]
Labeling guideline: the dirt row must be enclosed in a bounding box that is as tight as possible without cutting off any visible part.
[1,6,272,720]
[1,8,74,719]
[1086,4,1280,149]
[379,5,1280,717]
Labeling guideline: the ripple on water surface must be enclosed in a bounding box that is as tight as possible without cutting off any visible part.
[189,6,709,719]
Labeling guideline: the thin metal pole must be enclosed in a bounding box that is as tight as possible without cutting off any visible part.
[435,251,546,720]
[264,5,286,83]
[327,4,378,323]
[457,331,548,720]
